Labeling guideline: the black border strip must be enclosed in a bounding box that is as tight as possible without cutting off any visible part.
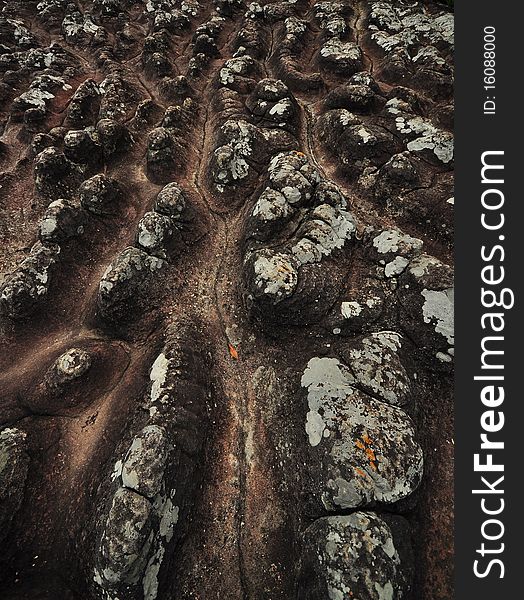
[455,1,522,595]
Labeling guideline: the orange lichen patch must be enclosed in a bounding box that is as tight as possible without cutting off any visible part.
[355,435,378,471]
[362,433,372,445]
[354,467,366,478]
[292,150,306,157]
[228,343,239,360]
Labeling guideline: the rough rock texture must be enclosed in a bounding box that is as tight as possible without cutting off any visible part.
[0,428,29,548]
[0,1,454,599]
[299,512,413,600]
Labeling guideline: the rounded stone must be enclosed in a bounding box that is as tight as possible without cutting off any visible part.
[300,512,412,600]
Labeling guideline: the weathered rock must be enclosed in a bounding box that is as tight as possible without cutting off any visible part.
[316,111,399,177]
[374,151,420,204]
[301,355,422,511]
[136,211,174,258]
[244,152,357,325]
[66,78,100,126]
[121,425,169,499]
[340,332,411,407]
[45,347,92,389]
[319,38,363,75]
[96,118,130,159]
[386,99,454,165]
[97,247,165,325]
[399,254,454,367]
[0,428,29,547]
[146,127,182,182]
[0,242,60,319]
[78,174,121,215]
[370,228,423,277]
[39,199,85,244]
[96,487,153,587]
[63,129,101,164]
[218,54,257,92]
[324,84,376,113]
[154,182,186,220]
[299,512,413,600]
[93,324,211,600]
[369,0,454,100]
[34,147,78,197]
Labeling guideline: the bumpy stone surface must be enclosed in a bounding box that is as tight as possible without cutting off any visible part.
[45,347,92,389]
[244,151,357,325]
[299,512,412,600]
[0,428,29,548]
[79,174,121,215]
[136,212,173,258]
[39,199,85,244]
[93,326,210,600]
[0,242,60,319]
[98,247,165,325]
[301,351,423,511]
[0,1,454,599]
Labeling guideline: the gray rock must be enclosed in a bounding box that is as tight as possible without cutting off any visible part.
[97,487,153,586]
[313,1,349,37]
[342,332,411,407]
[0,428,29,546]
[94,325,211,600]
[375,152,420,203]
[136,211,174,258]
[66,78,100,127]
[211,120,262,188]
[0,242,60,319]
[299,512,412,600]
[63,129,100,164]
[244,152,357,325]
[319,38,363,75]
[154,182,186,220]
[146,127,178,181]
[219,54,256,88]
[34,147,76,197]
[96,118,130,158]
[39,198,85,244]
[97,247,165,325]
[301,356,422,510]
[79,174,120,215]
[399,254,454,367]
[45,347,92,388]
[370,228,423,278]
[324,84,376,112]
[121,425,168,499]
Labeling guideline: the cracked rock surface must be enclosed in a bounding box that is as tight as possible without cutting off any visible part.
[0,1,453,599]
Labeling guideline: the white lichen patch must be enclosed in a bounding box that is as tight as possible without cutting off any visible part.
[142,544,165,600]
[219,55,254,85]
[369,1,454,52]
[158,496,179,543]
[301,357,355,447]
[393,114,454,164]
[384,256,409,278]
[341,301,363,318]
[347,332,409,407]
[421,287,454,345]
[53,347,92,380]
[149,353,169,403]
[213,121,255,186]
[373,229,423,257]
[253,252,298,300]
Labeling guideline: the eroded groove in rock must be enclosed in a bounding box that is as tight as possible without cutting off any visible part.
[0,1,454,599]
